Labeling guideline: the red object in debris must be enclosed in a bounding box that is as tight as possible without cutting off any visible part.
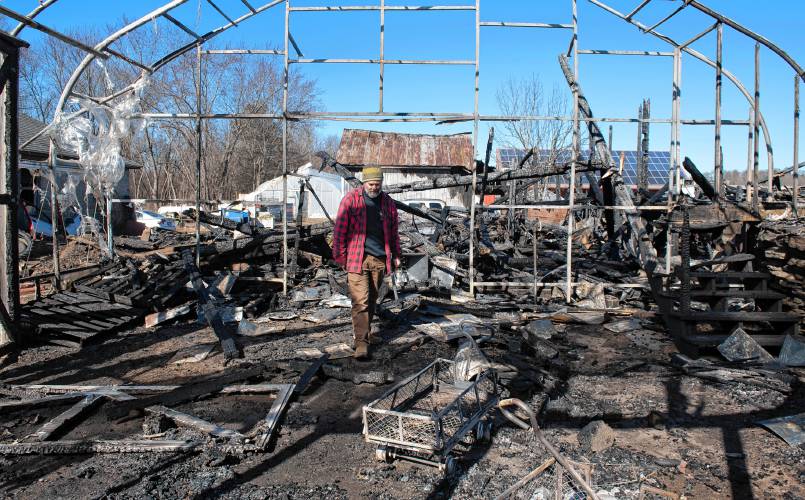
[482,195,496,205]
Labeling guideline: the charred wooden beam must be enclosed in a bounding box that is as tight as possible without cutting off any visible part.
[181,250,240,360]
[682,157,717,200]
[316,150,597,197]
[559,54,658,273]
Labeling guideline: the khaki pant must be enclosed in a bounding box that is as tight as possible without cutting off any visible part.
[348,255,386,346]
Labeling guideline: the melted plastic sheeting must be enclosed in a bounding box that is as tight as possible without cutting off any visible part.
[51,74,149,196]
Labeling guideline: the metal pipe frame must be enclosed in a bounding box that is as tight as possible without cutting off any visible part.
[31,0,801,305]
[714,22,722,199]
[753,43,761,209]
[587,0,777,188]
[0,4,109,59]
[566,0,579,303]
[132,111,751,125]
[795,76,800,217]
[281,0,290,295]
[289,5,475,11]
[195,42,203,267]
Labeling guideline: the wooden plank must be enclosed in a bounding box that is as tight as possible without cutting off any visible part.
[294,353,329,395]
[105,365,263,420]
[684,334,788,347]
[27,307,111,331]
[670,311,799,322]
[144,304,194,328]
[181,250,239,360]
[25,394,103,442]
[73,285,137,307]
[255,384,294,450]
[687,271,771,279]
[145,405,244,440]
[0,393,84,411]
[14,383,288,395]
[0,439,199,455]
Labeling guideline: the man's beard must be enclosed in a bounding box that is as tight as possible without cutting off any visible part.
[366,190,380,199]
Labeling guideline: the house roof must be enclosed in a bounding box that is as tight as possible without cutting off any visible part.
[336,129,473,168]
[19,113,77,160]
[19,113,141,169]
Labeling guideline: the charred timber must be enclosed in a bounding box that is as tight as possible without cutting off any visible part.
[559,54,658,273]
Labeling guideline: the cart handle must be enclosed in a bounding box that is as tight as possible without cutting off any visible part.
[498,398,538,432]
[496,398,601,500]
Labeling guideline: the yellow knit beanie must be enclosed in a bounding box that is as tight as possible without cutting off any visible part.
[362,166,383,182]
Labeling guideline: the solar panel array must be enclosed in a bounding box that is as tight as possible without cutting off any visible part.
[496,148,675,186]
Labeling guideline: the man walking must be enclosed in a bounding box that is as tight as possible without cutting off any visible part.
[332,166,401,359]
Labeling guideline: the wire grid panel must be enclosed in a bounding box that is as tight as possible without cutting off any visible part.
[363,359,497,453]
[518,461,589,500]
[517,460,650,500]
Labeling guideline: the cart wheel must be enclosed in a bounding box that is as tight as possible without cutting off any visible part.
[440,456,457,476]
[484,421,494,441]
[375,445,391,463]
[475,421,491,443]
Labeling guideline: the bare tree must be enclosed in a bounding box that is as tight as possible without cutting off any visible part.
[496,74,574,166]
[496,74,579,201]
[19,19,325,206]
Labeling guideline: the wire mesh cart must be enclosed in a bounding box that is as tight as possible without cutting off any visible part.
[362,358,499,474]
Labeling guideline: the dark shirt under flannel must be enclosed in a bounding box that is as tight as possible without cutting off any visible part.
[332,186,401,274]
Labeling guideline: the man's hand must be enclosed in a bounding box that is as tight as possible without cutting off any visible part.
[394,257,402,270]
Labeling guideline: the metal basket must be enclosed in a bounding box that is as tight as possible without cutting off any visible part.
[362,358,498,463]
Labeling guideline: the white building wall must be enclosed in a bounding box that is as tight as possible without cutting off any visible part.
[382,171,466,208]
[241,163,347,220]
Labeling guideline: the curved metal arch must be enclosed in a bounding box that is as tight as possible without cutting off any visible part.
[588,0,776,172]
[56,0,286,114]
[686,0,803,82]
[54,0,190,116]
[150,0,285,73]
[10,0,60,37]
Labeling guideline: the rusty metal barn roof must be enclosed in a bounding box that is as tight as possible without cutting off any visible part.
[336,129,473,168]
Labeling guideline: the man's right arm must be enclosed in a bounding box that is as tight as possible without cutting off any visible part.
[331,195,351,268]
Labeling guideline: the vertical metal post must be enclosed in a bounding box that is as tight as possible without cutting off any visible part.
[106,196,114,256]
[666,51,678,274]
[608,125,613,155]
[47,140,61,288]
[194,42,202,267]
[795,75,800,217]
[468,0,479,295]
[282,0,290,295]
[674,48,682,195]
[714,22,722,200]
[747,107,754,206]
[533,224,538,303]
[635,102,643,191]
[566,0,579,304]
[753,43,761,211]
[379,0,385,112]
[508,178,514,233]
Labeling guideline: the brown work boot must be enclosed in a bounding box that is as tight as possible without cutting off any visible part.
[353,341,369,360]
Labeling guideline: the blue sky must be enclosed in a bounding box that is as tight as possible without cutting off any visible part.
[4,0,804,173]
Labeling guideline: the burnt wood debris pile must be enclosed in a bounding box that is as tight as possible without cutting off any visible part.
[3,128,804,500]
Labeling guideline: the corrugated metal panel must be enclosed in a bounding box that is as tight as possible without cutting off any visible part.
[336,129,472,168]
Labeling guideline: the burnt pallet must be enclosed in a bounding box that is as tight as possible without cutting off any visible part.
[20,291,145,347]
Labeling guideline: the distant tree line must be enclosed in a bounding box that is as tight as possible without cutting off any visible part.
[18,20,340,203]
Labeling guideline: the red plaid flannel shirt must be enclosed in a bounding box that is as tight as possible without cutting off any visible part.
[332,186,401,274]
